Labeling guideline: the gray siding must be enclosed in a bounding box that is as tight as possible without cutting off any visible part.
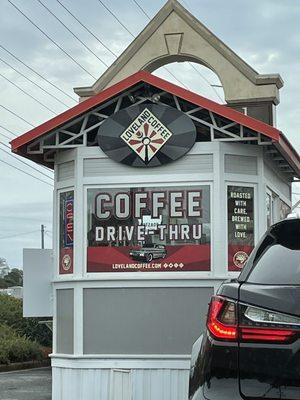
[83,287,213,355]
[57,161,75,181]
[56,289,74,354]
[83,154,213,177]
[225,154,257,175]
[264,161,291,199]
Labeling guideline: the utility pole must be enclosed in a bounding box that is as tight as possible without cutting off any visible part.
[41,224,45,249]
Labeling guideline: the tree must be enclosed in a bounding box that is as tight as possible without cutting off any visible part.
[0,257,7,267]
[0,278,8,289]
[4,269,23,287]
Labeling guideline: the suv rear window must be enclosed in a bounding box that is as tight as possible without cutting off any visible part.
[244,219,300,285]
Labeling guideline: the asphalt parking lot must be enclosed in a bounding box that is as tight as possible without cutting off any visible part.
[0,368,51,400]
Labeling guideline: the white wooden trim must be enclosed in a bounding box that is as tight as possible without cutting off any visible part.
[51,355,191,370]
[73,284,83,355]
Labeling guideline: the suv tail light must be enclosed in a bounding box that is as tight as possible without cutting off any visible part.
[207,296,299,343]
[207,296,238,341]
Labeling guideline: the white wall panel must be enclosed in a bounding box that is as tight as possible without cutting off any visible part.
[57,161,75,181]
[111,370,132,400]
[52,366,189,400]
[264,160,290,199]
[83,154,213,177]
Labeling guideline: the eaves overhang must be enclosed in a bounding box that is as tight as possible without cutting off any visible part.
[10,71,300,178]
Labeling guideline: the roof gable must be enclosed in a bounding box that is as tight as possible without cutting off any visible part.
[10,71,300,178]
[11,70,281,153]
[74,0,282,105]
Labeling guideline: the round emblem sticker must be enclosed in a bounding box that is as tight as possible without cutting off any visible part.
[98,104,197,167]
[62,254,72,271]
[233,251,248,269]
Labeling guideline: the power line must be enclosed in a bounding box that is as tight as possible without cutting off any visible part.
[189,64,224,102]
[36,0,109,68]
[0,44,77,103]
[7,0,97,80]
[57,0,189,89]
[0,124,17,137]
[0,157,53,187]
[0,122,54,174]
[96,0,135,38]
[0,104,34,127]
[55,0,118,58]
[132,0,150,18]
[0,56,70,108]
[0,229,40,241]
[0,71,57,115]
[0,143,54,181]
[0,131,54,174]
[0,131,14,141]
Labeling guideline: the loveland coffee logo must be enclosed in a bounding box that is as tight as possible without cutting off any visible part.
[233,251,249,269]
[62,254,72,271]
[120,108,172,163]
[98,104,197,167]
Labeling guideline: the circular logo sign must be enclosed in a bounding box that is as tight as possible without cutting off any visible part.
[98,104,197,167]
[233,251,249,269]
[62,254,72,271]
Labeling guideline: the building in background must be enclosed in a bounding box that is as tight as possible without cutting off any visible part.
[0,286,23,299]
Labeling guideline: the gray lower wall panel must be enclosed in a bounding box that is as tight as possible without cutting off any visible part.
[83,287,213,355]
[56,289,74,354]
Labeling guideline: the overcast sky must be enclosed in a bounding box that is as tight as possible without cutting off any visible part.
[0,0,299,268]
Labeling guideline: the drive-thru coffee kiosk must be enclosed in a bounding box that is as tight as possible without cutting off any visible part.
[12,1,300,399]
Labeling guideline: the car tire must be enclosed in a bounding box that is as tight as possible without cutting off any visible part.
[146,253,153,262]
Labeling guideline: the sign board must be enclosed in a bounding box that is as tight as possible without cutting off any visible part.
[98,104,197,167]
[23,249,53,317]
[228,186,254,271]
[87,186,211,272]
[59,190,74,274]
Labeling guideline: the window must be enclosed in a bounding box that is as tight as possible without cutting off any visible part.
[266,188,291,228]
[246,219,300,285]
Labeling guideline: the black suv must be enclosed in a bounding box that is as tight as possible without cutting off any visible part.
[189,218,300,400]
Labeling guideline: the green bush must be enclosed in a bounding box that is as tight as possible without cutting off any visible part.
[6,337,42,364]
[0,294,52,346]
[0,323,15,339]
[0,323,43,365]
[0,343,9,364]
[0,337,42,365]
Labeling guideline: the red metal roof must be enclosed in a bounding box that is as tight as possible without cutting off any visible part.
[10,70,300,176]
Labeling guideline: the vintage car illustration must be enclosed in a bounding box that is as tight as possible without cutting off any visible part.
[129,244,167,262]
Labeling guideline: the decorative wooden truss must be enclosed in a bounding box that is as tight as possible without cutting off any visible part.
[25,81,293,173]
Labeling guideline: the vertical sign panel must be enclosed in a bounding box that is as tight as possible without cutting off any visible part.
[87,186,211,272]
[228,186,254,271]
[59,190,74,274]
